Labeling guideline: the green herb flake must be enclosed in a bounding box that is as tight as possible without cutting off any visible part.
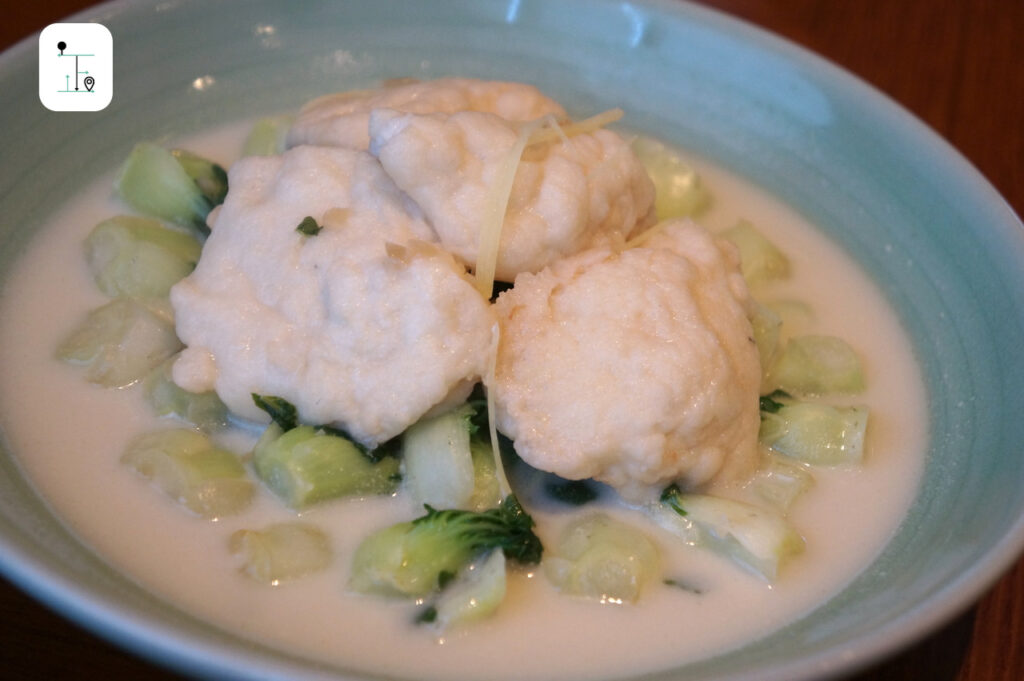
[660,483,687,517]
[415,605,438,624]
[664,578,704,595]
[296,216,322,236]
[252,394,299,431]
[759,390,791,414]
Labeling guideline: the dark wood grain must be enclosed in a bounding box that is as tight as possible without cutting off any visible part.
[1,2,1022,680]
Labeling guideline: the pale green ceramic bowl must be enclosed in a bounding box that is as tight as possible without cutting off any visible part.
[1,1,1023,680]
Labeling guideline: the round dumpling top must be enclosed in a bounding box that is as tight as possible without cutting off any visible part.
[170,145,496,447]
[286,77,566,150]
[369,108,656,282]
[490,219,761,501]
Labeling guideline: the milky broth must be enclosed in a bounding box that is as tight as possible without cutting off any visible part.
[0,121,926,681]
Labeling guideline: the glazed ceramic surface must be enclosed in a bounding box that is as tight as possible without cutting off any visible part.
[1,1,1022,680]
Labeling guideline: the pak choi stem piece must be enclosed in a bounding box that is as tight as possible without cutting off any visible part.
[631,135,711,220]
[759,401,869,465]
[252,424,400,509]
[56,298,182,387]
[121,428,253,518]
[230,522,332,584]
[722,220,791,287]
[143,357,227,432]
[648,485,804,582]
[544,513,660,604]
[115,142,224,234]
[402,404,477,509]
[428,549,507,630]
[764,335,866,395]
[84,215,201,299]
[349,495,541,597]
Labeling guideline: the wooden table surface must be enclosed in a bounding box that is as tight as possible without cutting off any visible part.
[1,1,1022,679]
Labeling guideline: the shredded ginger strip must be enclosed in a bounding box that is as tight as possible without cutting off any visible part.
[473,108,625,298]
[525,108,624,148]
[473,119,544,298]
[484,322,512,499]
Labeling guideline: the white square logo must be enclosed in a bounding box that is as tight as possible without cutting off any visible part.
[39,23,113,112]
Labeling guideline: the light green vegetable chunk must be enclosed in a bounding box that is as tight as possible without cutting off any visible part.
[349,495,542,598]
[749,455,815,511]
[544,513,660,604]
[403,405,476,509]
[431,549,507,629]
[242,115,293,157]
[115,142,219,232]
[84,215,201,299]
[56,298,182,387]
[632,136,711,220]
[649,487,804,582]
[142,356,227,432]
[171,148,228,207]
[765,299,816,338]
[252,424,400,509]
[764,335,866,395]
[760,402,869,465]
[229,522,332,585]
[121,428,253,518]
[722,220,790,286]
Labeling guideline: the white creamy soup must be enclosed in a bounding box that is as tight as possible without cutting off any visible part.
[0,118,926,681]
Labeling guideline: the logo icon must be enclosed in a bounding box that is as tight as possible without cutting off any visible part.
[39,23,112,112]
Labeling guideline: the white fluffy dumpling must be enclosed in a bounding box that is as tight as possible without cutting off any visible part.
[490,220,761,501]
[170,145,495,446]
[286,77,566,150]
[369,108,656,282]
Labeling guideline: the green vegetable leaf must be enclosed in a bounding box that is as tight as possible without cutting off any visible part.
[663,578,704,595]
[252,394,298,431]
[660,483,687,517]
[415,605,438,624]
[296,216,322,236]
[759,390,791,414]
[413,494,543,565]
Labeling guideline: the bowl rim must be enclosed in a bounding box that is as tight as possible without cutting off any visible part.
[1,1,1023,680]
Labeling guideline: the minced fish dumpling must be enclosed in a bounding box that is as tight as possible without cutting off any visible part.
[369,108,656,282]
[286,77,566,150]
[170,145,496,446]
[490,220,761,501]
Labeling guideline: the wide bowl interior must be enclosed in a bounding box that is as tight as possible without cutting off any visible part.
[1,1,1023,680]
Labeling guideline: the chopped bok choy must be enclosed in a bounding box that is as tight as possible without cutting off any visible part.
[422,549,507,630]
[403,403,501,511]
[648,485,804,582]
[749,455,815,511]
[764,335,866,396]
[760,401,869,465]
[252,424,400,509]
[544,513,660,604]
[349,495,541,597]
[631,136,711,220]
[403,404,477,509]
[143,357,227,432]
[242,115,293,157]
[722,220,790,287]
[84,215,201,299]
[56,298,181,387]
[115,142,226,234]
[121,428,253,518]
[230,522,332,584]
